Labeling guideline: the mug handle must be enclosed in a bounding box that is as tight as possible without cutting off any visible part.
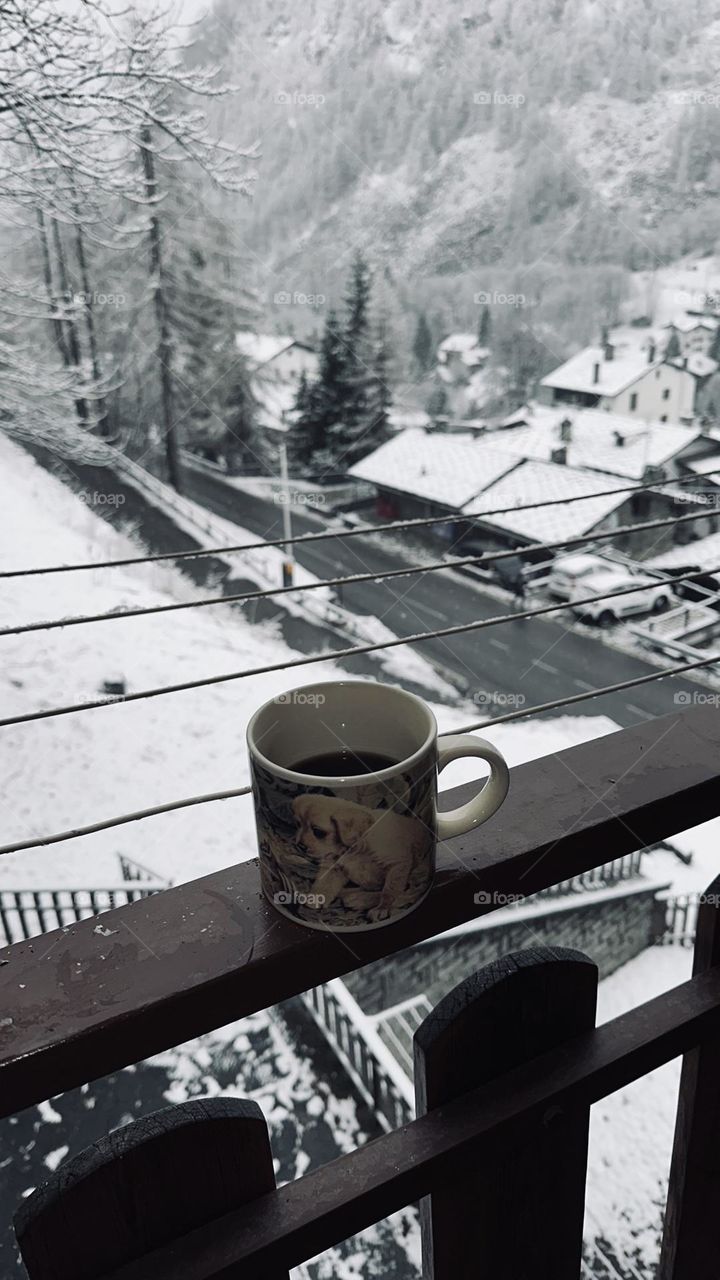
[436,734,510,842]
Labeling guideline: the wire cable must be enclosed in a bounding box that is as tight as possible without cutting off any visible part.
[2,465,718,579]
[2,563,718,729]
[0,650,716,857]
[2,507,713,639]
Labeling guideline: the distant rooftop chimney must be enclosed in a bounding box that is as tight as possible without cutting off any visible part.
[648,341,656,363]
[604,341,615,361]
[613,430,625,448]
[592,361,601,384]
[551,445,567,465]
[559,417,573,443]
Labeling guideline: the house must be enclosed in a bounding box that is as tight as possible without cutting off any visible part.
[437,333,489,380]
[234,332,319,432]
[234,332,318,384]
[665,313,719,357]
[348,427,521,525]
[540,332,700,424]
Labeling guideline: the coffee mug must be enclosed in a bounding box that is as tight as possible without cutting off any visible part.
[247,680,509,932]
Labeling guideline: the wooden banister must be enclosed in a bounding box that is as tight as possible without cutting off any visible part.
[1,703,719,1118]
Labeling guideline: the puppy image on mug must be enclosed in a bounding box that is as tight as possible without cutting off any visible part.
[292,794,431,923]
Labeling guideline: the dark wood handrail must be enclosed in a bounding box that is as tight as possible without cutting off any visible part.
[96,964,720,1280]
[1,703,719,1117]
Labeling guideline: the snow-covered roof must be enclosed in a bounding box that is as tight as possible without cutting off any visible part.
[541,343,665,397]
[235,333,302,368]
[650,529,720,575]
[683,455,720,478]
[495,406,701,480]
[668,314,718,334]
[670,352,719,379]
[462,459,629,542]
[348,428,521,509]
[437,332,488,367]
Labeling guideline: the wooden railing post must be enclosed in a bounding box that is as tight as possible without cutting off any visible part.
[659,874,720,1280]
[13,1098,288,1280]
[414,946,598,1280]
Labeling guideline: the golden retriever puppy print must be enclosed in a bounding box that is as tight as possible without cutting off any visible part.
[292,793,432,924]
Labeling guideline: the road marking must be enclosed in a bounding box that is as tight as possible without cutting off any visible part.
[535,660,558,675]
[411,602,448,623]
[489,637,509,651]
[625,703,654,720]
[572,677,595,691]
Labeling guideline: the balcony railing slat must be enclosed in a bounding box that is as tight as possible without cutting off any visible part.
[94,966,720,1280]
[1,704,719,1118]
[414,947,598,1279]
[14,1099,288,1280]
[659,874,720,1280]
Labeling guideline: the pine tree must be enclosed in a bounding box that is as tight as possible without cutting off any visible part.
[301,309,349,473]
[286,371,315,471]
[478,305,492,348]
[412,311,434,372]
[364,318,392,446]
[337,250,373,461]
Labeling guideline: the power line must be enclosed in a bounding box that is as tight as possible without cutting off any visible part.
[2,465,717,579]
[2,507,712,639]
[0,650,716,857]
[2,562,717,729]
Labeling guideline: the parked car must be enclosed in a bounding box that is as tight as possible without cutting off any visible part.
[570,569,676,626]
[547,553,612,600]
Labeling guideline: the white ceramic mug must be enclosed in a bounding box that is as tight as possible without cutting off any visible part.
[247,680,509,932]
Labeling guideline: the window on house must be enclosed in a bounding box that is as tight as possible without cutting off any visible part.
[660,414,668,422]
[629,393,638,410]
[662,388,670,400]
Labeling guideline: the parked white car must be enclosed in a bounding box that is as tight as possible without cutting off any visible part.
[570,569,676,626]
[547,553,612,599]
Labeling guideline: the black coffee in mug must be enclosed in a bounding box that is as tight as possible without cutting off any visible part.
[292,750,397,777]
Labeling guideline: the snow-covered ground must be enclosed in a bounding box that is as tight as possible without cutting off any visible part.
[586,946,693,1270]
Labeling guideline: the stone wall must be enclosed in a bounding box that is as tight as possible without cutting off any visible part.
[345,884,667,1015]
